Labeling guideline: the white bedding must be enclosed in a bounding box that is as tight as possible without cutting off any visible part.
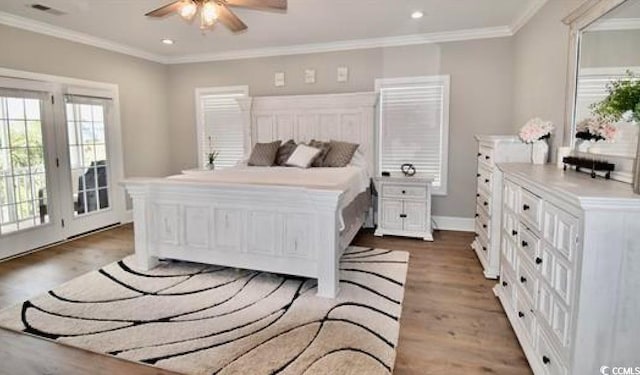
[169,165,371,230]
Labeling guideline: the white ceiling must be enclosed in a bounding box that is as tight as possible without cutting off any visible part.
[0,0,544,63]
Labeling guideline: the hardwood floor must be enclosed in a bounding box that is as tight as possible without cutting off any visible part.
[0,225,532,375]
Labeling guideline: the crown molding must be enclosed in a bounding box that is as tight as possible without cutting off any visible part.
[166,26,513,64]
[511,0,550,34]
[0,10,524,66]
[0,11,167,64]
[586,17,640,31]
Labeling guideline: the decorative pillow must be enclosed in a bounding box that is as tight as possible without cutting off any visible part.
[248,141,282,166]
[276,139,297,166]
[285,144,321,168]
[308,139,331,167]
[324,140,359,167]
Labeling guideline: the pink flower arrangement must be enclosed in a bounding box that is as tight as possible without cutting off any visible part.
[519,118,554,143]
[575,117,618,142]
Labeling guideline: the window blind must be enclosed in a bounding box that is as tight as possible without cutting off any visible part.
[378,77,449,194]
[199,90,246,169]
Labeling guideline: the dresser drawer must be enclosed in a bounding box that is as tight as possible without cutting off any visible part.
[475,205,491,239]
[515,292,536,340]
[518,225,541,265]
[478,145,495,167]
[520,188,543,230]
[542,203,578,262]
[476,188,491,214]
[516,257,538,304]
[501,232,517,272]
[477,165,493,192]
[503,180,520,212]
[536,329,568,375]
[382,184,427,199]
[499,267,517,308]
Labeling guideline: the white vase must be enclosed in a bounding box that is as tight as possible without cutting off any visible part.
[531,141,549,165]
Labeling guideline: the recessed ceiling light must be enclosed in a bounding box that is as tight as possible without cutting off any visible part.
[161,38,174,45]
[411,11,424,19]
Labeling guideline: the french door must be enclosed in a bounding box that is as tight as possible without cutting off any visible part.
[0,78,124,259]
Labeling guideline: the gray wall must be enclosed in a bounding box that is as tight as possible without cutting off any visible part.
[511,0,584,153]
[0,24,171,179]
[167,39,515,218]
[581,29,640,68]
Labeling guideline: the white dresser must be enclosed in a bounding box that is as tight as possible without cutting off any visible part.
[373,176,433,241]
[495,164,640,375]
[473,136,532,278]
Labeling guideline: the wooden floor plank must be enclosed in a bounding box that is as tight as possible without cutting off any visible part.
[0,225,531,374]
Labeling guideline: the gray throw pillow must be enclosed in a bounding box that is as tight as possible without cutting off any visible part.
[248,141,282,166]
[324,140,359,167]
[275,139,297,166]
[308,140,331,167]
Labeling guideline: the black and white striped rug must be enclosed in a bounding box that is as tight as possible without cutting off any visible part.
[0,246,409,375]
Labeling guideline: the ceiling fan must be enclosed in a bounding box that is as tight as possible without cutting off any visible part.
[145,0,287,32]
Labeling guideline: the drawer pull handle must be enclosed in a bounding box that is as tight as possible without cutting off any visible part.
[482,224,487,229]
[520,276,527,283]
[402,190,406,194]
[484,179,490,183]
[399,214,407,218]
[518,311,525,318]
[477,193,480,197]
[482,246,487,251]
[542,356,551,365]
[523,204,530,211]
[535,257,543,265]
[478,152,482,157]
[512,230,518,236]
[477,173,481,177]
[485,155,490,160]
[521,240,529,247]
[475,213,479,218]
[502,281,508,287]
[483,201,488,206]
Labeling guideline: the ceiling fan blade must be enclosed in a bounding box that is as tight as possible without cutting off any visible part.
[217,4,248,32]
[145,1,182,17]
[224,0,287,11]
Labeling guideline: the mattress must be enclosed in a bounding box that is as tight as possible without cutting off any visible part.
[169,165,372,230]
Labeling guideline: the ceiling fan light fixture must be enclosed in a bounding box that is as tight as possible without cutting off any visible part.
[179,0,198,20]
[200,1,218,28]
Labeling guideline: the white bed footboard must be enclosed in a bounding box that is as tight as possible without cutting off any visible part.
[123,178,347,298]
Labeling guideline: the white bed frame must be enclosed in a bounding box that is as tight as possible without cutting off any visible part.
[123,92,376,298]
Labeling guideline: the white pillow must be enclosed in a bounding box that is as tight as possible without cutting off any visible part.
[286,144,321,168]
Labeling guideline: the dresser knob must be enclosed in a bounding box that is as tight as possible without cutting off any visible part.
[520,276,527,283]
[399,214,407,218]
[512,230,518,236]
[535,257,543,265]
[485,179,490,183]
[475,213,479,218]
[502,281,508,287]
[483,201,488,206]
[477,173,481,177]
[521,240,529,247]
[518,311,525,318]
[523,204,530,211]
[542,356,551,365]
[402,190,406,194]
[478,153,482,157]
[485,155,490,160]
[482,224,487,229]
[482,246,487,251]
[477,193,480,197]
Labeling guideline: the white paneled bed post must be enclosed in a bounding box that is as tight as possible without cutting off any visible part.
[123,92,376,298]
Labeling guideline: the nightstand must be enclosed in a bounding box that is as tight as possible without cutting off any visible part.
[373,176,433,241]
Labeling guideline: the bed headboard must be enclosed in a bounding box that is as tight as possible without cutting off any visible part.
[239,92,377,175]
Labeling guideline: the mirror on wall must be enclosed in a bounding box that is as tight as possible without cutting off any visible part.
[571,0,640,181]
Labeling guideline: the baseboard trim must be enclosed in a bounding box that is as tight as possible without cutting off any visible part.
[122,209,133,224]
[433,216,475,232]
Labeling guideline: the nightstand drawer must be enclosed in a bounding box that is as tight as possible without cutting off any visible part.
[382,184,427,199]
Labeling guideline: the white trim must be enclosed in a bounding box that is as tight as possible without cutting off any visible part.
[122,209,133,224]
[0,11,166,64]
[510,0,550,34]
[586,17,640,31]
[167,26,512,64]
[432,216,475,232]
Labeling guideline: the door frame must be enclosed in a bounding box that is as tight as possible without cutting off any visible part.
[0,67,126,257]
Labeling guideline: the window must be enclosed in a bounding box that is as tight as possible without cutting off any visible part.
[376,76,450,195]
[196,86,248,169]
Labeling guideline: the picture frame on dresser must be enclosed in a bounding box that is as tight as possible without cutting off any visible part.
[472,135,532,279]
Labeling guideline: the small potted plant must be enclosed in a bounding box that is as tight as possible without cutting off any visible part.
[206,136,219,170]
[519,118,554,164]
